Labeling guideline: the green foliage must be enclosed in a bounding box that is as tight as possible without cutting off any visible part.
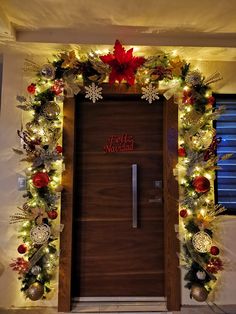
[34,89,55,105]
[52,60,66,79]
[185,219,200,234]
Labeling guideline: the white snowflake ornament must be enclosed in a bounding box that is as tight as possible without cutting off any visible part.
[141,83,160,104]
[85,82,103,103]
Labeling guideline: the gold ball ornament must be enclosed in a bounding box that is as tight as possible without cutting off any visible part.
[27,282,44,301]
[30,224,51,245]
[191,284,208,302]
[192,231,212,253]
[42,101,60,120]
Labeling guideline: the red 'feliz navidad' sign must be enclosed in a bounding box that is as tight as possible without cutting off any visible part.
[103,134,135,153]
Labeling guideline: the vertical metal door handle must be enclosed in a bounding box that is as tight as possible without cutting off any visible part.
[132,164,138,228]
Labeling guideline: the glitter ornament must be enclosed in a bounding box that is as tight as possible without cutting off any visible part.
[27,83,36,94]
[141,83,160,104]
[47,210,58,220]
[196,270,206,280]
[51,79,64,95]
[192,176,210,193]
[42,101,60,120]
[206,257,223,274]
[31,265,41,275]
[191,284,208,302]
[185,70,202,87]
[27,282,44,301]
[40,64,55,80]
[210,246,220,256]
[192,231,213,253]
[30,224,51,245]
[178,147,186,157]
[55,145,63,153]
[85,82,103,103]
[17,244,27,254]
[32,172,50,188]
[179,209,188,218]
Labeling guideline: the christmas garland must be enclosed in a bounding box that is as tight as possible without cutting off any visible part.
[10,39,228,302]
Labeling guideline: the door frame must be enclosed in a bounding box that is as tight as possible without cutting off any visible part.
[58,84,180,312]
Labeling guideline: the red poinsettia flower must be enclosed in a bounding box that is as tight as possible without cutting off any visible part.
[206,257,223,274]
[100,40,146,85]
[10,257,29,274]
[182,90,194,105]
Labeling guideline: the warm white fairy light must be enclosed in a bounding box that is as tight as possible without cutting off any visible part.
[13,40,225,302]
[183,85,189,91]
[22,221,30,228]
[205,173,212,180]
[200,208,206,215]
[45,248,50,254]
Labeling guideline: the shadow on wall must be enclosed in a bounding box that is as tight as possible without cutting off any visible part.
[0,54,2,113]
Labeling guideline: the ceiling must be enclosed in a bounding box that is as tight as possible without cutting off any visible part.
[0,0,236,61]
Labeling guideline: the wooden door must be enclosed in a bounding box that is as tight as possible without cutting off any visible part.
[72,94,165,297]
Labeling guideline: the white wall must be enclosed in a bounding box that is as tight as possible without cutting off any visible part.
[0,51,236,309]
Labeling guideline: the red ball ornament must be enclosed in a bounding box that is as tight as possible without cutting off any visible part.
[47,210,58,220]
[17,244,27,254]
[178,147,186,157]
[192,176,210,193]
[210,246,220,256]
[179,209,188,218]
[208,96,215,105]
[32,172,50,188]
[27,83,36,94]
[56,145,63,154]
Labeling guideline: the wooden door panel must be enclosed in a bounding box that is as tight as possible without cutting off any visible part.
[72,96,164,297]
[73,220,164,296]
[76,152,163,168]
[75,166,163,220]
[77,273,164,297]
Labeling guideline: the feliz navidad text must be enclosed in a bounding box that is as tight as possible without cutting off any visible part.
[104,134,135,153]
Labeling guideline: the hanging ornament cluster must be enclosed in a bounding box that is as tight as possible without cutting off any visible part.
[12,39,227,301]
[11,54,65,300]
[174,55,231,301]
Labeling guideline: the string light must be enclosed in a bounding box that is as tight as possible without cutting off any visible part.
[205,173,212,180]
[12,40,225,303]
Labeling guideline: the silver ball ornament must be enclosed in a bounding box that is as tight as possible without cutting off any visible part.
[196,270,206,280]
[40,64,55,80]
[191,284,208,302]
[27,282,44,301]
[42,101,60,120]
[31,265,41,276]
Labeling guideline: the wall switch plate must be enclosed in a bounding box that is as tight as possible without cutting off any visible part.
[18,176,27,191]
